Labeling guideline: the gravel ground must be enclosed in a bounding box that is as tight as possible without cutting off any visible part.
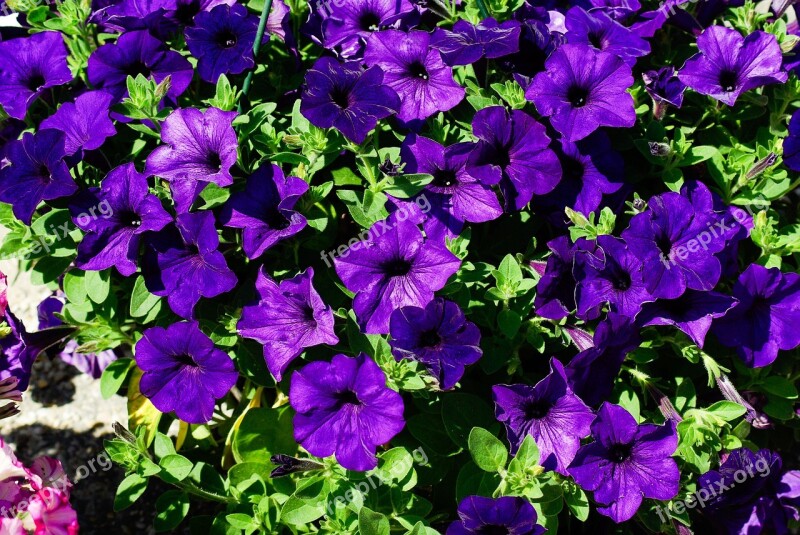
[0,233,164,533]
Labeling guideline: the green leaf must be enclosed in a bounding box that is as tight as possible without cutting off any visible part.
[130,276,160,318]
[63,270,88,305]
[225,513,257,530]
[100,357,134,399]
[358,507,390,535]
[760,376,798,399]
[153,433,177,459]
[159,454,194,484]
[497,254,523,284]
[442,393,497,449]
[468,427,508,472]
[85,269,111,303]
[232,407,297,464]
[705,401,747,421]
[563,483,590,522]
[381,173,433,198]
[497,309,522,338]
[154,491,190,532]
[114,473,148,511]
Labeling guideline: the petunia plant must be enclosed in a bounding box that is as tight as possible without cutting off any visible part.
[0,0,799,532]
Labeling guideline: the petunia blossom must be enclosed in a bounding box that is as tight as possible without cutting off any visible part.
[40,91,117,156]
[135,321,238,423]
[678,26,787,106]
[334,212,461,334]
[238,268,339,381]
[290,353,405,471]
[568,402,680,523]
[389,297,482,390]
[145,106,239,213]
[446,496,545,535]
[493,358,594,474]
[364,30,465,123]
[527,43,635,142]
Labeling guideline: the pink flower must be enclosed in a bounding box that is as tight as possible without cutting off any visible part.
[25,458,70,496]
[27,489,78,535]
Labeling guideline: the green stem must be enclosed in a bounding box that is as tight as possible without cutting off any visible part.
[238,0,274,113]
[474,0,489,18]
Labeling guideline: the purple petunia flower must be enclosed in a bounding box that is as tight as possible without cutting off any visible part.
[389,297,482,390]
[89,0,174,34]
[642,67,686,119]
[638,290,736,348]
[300,57,400,144]
[534,131,624,223]
[135,321,238,423]
[566,313,642,406]
[783,109,800,171]
[0,32,72,121]
[534,236,578,320]
[334,212,461,334]
[678,26,787,106]
[499,18,563,90]
[316,0,416,57]
[87,30,193,103]
[574,0,641,19]
[466,106,561,211]
[290,353,405,471]
[218,163,308,259]
[238,268,339,381]
[622,189,726,299]
[0,130,77,225]
[698,448,800,534]
[446,496,545,535]
[69,163,172,277]
[430,18,522,66]
[145,107,238,213]
[527,43,635,142]
[493,358,594,474]
[568,402,680,523]
[711,264,800,367]
[167,0,235,26]
[574,235,654,320]
[40,91,117,156]
[564,7,649,66]
[364,30,465,123]
[143,211,238,319]
[398,134,502,238]
[185,4,259,83]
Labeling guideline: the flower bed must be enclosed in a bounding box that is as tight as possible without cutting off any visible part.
[0,0,799,532]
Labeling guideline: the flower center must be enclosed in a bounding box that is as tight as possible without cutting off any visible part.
[567,85,589,107]
[431,168,458,188]
[174,353,198,367]
[329,87,351,109]
[25,72,46,92]
[718,70,737,92]
[418,329,441,348]
[608,443,632,463]
[266,209,291,230]
[119,210,142,228]
[476,525,511,535]
[491,144,511,169]
[562,157,585,181]
[174,0,200,24]
[588,31,605,50]
[335,389,361,406]
[382,258,412,277]
[655,233,673,258]
[217,30,238,49]
[124,60,151,79]
[37,164,51,182]
[523,399,551,419]
[358,10,381,31]
[407,61,429,80]
[206,151,222,171]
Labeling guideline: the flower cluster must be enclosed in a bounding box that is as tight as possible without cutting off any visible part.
[0,0,799,532]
